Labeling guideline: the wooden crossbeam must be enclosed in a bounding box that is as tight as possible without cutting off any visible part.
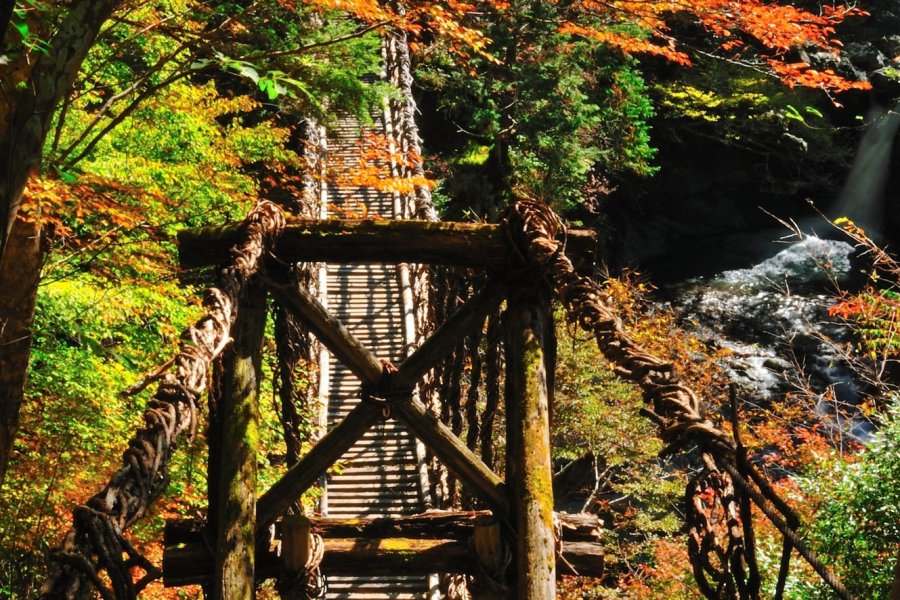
[165,513,601,588]
[393,398,509,518]
[178,218,597,270]
[394,279,505,388]
[266,272,383,385]
[167,511,602,547]
[255,394,511,539]
[254,274,386,534]
[256,402,381,534]
[256,271,511,533]
[164,539,601,586]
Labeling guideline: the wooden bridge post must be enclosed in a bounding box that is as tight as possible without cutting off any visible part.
[210,280,267,599]
[505,284,556,599]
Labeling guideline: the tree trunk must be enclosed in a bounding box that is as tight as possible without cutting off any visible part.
[0,214,42,487]
[0,0,120,257]
[0,0,120,487]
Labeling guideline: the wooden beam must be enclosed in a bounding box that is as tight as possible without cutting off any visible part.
[472,514,508,599]
[263,269,509,526]
[167,511,601,546]
[394,280,505,388]
[266,272,383,386]
[178,218,597,271]
[505,287,556,599]
[211,281,266,599]
[392,397,509,521]
[255,402,380,535]
[163,539,602,586]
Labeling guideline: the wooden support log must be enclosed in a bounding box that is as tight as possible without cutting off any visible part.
[395,279,505,388]
[281,515,312,572]
[162,538,602,586]
[471,514,509,600]
[392,397,510,522]
[211,281,266,599]
[255,402,381,535]
[179,218,597,271]
[473,515,505,569]
[167,511,601,546]
[506,286,556,599]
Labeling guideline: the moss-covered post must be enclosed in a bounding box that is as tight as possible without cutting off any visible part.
[211,281,266,599]
[505,284,556,598]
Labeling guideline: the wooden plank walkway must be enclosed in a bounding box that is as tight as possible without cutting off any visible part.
[319,114,433,599]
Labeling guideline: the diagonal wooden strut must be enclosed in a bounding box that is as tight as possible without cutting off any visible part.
[265,271,383,384]
[256,402,382,534]
[256,271,510,534]
[394,279,505,388]
[392,398,509,518]
[257,272,384,534]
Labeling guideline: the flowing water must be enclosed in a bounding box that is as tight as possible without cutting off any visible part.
[833,102,900,233]
[658,103,900,443]
[665,234,877,442]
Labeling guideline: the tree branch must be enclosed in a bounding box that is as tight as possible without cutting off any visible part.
[239,21,390,62]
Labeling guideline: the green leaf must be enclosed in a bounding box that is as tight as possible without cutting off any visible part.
[804,106,824,118]
[235,63,260,83]
[784,104,805,123]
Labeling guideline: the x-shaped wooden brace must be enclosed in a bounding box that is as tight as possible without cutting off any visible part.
[255,268,509,538]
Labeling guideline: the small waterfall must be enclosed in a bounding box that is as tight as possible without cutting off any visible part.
[832,102,900,232]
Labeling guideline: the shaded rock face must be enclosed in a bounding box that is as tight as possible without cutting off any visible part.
[606,148,826,283]
[604,2,900,274]
[831,0,900,101]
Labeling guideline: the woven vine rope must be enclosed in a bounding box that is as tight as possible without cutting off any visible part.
[41,201,285,600]
[504,198,851,599]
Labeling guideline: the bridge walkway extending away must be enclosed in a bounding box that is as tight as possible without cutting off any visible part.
[319,112,434,599]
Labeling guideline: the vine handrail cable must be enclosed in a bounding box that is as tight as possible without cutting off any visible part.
[504,198,852,600]
[40,201,285,600]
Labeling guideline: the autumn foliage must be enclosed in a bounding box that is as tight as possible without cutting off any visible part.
[311,0,870,92]
[0,0,888,597]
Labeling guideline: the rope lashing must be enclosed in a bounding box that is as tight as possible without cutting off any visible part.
[503,198,851,600]
[360,384,414,419]
[358,360,413,418]
[277,532,327,600]
[41,201,286,600]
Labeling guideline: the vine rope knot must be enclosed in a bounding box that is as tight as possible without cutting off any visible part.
[276,531,327,599]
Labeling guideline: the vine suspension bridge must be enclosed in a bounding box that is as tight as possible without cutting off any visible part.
[39,32,853,600]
